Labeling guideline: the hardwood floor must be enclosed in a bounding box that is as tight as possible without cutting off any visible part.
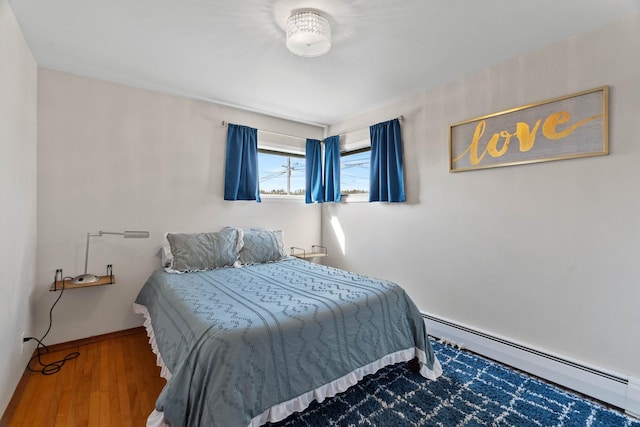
[4,328,165,427]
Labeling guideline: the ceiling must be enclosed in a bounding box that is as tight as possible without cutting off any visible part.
[9,0,640,126]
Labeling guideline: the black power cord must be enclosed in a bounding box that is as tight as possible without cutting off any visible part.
[24,272,80,375]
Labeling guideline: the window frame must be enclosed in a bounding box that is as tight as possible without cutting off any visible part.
[339,145,371,201]
[257,147,306,200]
[255,134,372,202]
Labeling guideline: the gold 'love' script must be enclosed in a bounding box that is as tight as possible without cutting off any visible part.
[449,87,608,172]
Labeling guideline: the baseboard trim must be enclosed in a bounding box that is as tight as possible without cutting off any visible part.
[627,376,640,419]
[41,326,145,353]
[0,327,146,425]
[423,312,639,419]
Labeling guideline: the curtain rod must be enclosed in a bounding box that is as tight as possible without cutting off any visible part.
[335,115,404,138]
[221,121,307,141]
[221,115,404,141]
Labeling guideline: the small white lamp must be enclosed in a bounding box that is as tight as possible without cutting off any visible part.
[71,231,149,284]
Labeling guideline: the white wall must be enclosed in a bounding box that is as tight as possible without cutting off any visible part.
[0,0,37,416]
[323,13,640,378]
[36,69,323,345]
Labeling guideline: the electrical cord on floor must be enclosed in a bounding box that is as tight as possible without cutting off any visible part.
[25,274,80,375]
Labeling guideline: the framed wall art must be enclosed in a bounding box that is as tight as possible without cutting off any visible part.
[449,86,608,172]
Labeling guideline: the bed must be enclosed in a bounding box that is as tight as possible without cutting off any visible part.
[133,228,442,427]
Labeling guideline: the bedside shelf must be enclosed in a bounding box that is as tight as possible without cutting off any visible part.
[50,266,115,291]
[290,245,328,259]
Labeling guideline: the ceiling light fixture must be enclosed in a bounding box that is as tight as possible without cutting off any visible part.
[286,9,331,58]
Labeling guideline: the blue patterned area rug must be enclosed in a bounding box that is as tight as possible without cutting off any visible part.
[268,341,640,426]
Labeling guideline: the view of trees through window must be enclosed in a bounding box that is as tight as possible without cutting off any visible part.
[258,151,305,195]
[257,148,371,196]
[341,149,370,194]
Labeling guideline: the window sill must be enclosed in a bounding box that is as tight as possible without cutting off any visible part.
[340,193,369,203]
[257,193,370,203]
[260,194,305,203]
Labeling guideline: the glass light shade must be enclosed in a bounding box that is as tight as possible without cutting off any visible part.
[286,11,331,57]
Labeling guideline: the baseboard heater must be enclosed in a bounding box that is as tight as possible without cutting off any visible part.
[422,312,640,419]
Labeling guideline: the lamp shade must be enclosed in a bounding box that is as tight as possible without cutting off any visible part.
[286,10,331,57]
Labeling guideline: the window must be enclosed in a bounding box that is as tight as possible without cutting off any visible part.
[257,133,371,199]
[341,148,370,195]
[258,149,305,196]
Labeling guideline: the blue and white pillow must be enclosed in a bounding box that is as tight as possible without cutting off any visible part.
[164,228,241,273]
[238,228,287,265]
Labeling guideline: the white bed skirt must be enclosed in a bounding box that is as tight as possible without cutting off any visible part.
[133,303,442,427]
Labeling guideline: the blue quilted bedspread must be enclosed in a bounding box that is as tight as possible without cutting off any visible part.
[135,258,440,427]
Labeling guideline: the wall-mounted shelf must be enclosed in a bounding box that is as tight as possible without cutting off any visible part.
[290,245,328,259]
[50,265,115,291]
